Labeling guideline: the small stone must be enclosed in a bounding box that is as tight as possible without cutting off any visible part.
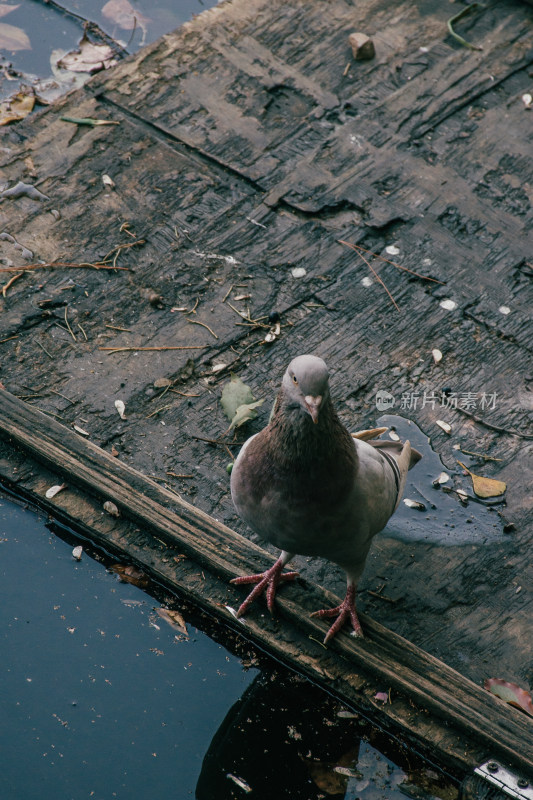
[291,267,307,278]
[349,32,375,61]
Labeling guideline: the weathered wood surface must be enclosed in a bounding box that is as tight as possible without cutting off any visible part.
[0,0,531,702]
[1,388,532,776]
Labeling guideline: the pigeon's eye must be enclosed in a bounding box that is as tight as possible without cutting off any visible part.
[292,374,298,384]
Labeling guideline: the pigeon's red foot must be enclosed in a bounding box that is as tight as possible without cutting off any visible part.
[230,556,299,617]
[310,584,363,643]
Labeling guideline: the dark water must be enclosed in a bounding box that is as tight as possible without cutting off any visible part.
[0,495,457,800]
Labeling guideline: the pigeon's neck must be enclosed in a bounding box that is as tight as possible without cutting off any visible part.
[269,391,356,470]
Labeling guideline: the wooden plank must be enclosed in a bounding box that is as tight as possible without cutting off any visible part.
[0,388,531,776]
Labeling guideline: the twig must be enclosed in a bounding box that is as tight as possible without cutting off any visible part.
[36,340,54,359]
[166,472,194,479]
[187,297,199,315]
[447,3,484,51]
[187,319,219,339]
[345,242,445,284]
[367,590,397,604]
[77,323,88,341]
[459,448,502,462]
[340,240,400,311]
[0,335,18,344]
[2,271,24,296]
[60,116,120,127]
[50,389,76,404]
[64,306,77,342]
[0,261,130,273]
[222,284,234,303]
[106,324,132,332]
[99,345,208,353]
[453,405,533,439]
[146,404,172,419]
[170,389,201,397]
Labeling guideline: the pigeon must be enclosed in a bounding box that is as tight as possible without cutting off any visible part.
[230,354,421,642]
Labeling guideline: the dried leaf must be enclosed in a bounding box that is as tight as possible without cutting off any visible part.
[434,471,450,485]
[229,399,264,430]
[226,775,252,793]
[485,679,533,716]
[101,0,151,31]
[45,482,67,499]
[0,88,35,126]
[436,420,452,434]
[221,375,254,420]
[432,348,443,363]
[403,498,426,511]
[72,545,83,560]
[154,377,171,388]
[155,607,188,635]
[103,500,120,517]
[110,564,149,588]
[0,21,30,50]
[457,462,506,498]
[57,32,117,73]
[0,5,20,20]
[114,399,126,419]
[102,173,115,189]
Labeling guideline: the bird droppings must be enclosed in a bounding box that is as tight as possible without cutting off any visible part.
[498,305,511,315]
[361,276,373,287]
[432,348,443,364]
[385,245,400,256]
[439,299,457,311]
[291,267,307,278]
[377,415,507,545]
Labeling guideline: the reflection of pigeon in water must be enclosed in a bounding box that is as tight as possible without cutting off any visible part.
[230,354,421,642]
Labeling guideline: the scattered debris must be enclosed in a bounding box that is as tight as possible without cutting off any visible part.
[57,31,118,74]
[433,471,450,486]
[388,430,400,441]
[291,267,307,278]
[60,115,120,126]
[114,399,126,419]
[211,363,226,373]
[432,348,443,364]
[0,87,35,125]
[155,607,188,635]
[521,93,532,109]
[45,482,67,499]
[226,774,252,793]
[485,679,533,716]
[436,420,452,434]
[374,691,389,703]
[447,3,484,51]
[72,545,83,561]
[439,299,457,311]
[498,305,511,315]
[73,424,90,436]
[103,499,120,517]
[385,245,400,256]
[102,174,115,189]
[348,32,375,60]
[264,320,281,343]
[110,563,149,588]
[403,498,426,511]
[457,461,506,498]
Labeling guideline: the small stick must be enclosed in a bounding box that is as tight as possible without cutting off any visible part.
[0,335,19,344]
[146,404,172,419]
[340,240,400,311]
[459,448,502,462]
[188,319,219,339]
[453,405,533,440]
[50,389,75,404]
[77,323,88,341]
[367,590,397,604]
[343,242,445,284]
[36,340,54,359]
[187,297,199,315]
[170,390,201,397]
[166,472,194,479]
[447,3,484,51]
[0,261,130,272]
[222,284,234,303]
[99,345,208,353]
[64,306,77,341]
[2,271,24,296]
[106,324,132,332]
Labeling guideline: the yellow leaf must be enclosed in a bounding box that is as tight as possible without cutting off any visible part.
[0,21,31,50]
[457,461,507,498]
[0,89,34,126]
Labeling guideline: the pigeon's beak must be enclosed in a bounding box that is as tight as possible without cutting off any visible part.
[304,395,322,424]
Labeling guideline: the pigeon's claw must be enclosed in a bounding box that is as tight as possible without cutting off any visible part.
[230,556,298,617]
[310,584,363,643]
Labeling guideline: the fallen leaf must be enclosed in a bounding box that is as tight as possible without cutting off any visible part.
[73,424,90,436]
[110,564,149,588]
[229,399,264,430]
[403,498,426,511]
[101,0,151,31]
[102,173,115,189]
[154,377,172,388]
[155,607,188,635]
[457,462,506,498]
[432,348,443,364]
[221,374,254,421]
[45,483,67,499]
[57,32,117,73]
[485,679,533,716]
[436,420,452,434]
[0,88,35,126]
[0,5,20,19]
[0,21,30,50]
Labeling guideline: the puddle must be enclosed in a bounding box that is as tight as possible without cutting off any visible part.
[377,415,506,546]
[0,493,458,799]
[0,0,218,102]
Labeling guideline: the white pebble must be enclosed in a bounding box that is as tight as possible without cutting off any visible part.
[521,93,532,108]
[385,245,400,256]
[498,305,511,315]
[291,267,307,278]
[361,276,373,287]
[432,348,443,364]
[439,299,457,311]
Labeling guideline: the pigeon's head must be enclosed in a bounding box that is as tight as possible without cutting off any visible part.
[282,354,330,424]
